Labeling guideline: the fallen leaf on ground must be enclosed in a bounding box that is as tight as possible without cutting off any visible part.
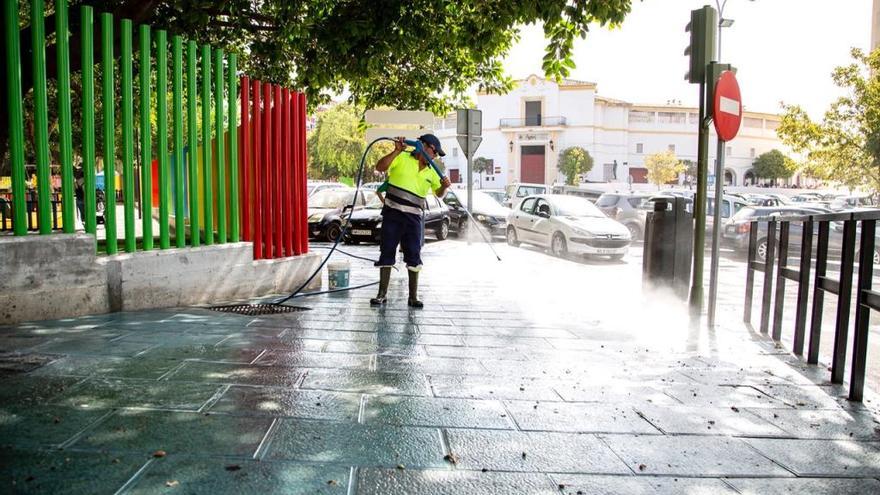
[165,480,179,487]
[153,450,167,458]
[225,465,241,472]
[444,453,459,465]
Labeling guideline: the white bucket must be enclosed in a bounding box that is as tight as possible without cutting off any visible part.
[327,260,350,290]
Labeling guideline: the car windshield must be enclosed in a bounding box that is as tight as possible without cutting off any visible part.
[309,190,357,209]
[731,207,758,221]
[450,191,502,211]
[365,195,384,209]
[517,185,546,197]
[595,194,618,207]
[552,196,605,217]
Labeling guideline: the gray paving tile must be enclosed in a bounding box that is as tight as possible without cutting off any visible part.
[551,474,737,494]
[505,401,659,434]
[357,468,559,494]
[377,355,487,375]
[744,407,880,440]
[33,337,157,357]
[54,377,221,411]
[744,438,880,476]
[379,333,465,346]
[430,375,563,401]
[0,405,108,448]
[30,354,180,380]
[255,350,372,370]
[751,384,853,409]
[601,434,792,476]
[553,383,680,406]
[165,361,303,387]
[424,345,528,360]
[662,384,785,408]
[265,419,445,468]
[364,395,512,429]
[445,429,630,473]
[0,448,147,494]
[207,386,361,421]
[301,368,431,396]
[0,375,84,406]
[633,404,788,436]
[127,457,349,494]
[74,409,272,456]
[726,477,880,495]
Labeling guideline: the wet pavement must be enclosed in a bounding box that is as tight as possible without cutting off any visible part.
[2,239,880,494]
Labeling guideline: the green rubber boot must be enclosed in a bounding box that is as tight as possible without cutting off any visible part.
[370,267,391,306]
[407,269,423,309]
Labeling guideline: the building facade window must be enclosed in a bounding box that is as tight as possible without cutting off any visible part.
[726,146,732,157]
[636,143,644,154]
[629,111,655,124]
[452,147,458,157]
[750,148,756,158]
[658,112,686,124]
[744,117,763,128]
[668,144,675,153]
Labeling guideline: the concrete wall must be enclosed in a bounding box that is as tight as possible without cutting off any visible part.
[0,235,322,324]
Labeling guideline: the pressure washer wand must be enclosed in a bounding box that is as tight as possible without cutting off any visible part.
[404,139,501,262]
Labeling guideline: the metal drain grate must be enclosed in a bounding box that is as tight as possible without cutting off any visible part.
[209,304,310,316]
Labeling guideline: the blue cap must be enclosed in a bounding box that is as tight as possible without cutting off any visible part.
[418,133,445,157]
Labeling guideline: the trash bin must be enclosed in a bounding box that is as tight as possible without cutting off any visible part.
[643,197,693,299]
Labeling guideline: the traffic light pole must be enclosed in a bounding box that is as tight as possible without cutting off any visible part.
[707,136,725,326]
[689,79,711,317]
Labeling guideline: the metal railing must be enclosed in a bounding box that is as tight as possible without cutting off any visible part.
[3,1,308,259]
[499,116,567,128]
[744,210,879,401]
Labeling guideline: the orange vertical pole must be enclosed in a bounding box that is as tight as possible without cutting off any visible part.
[281,88,292,256]
[273,85,283,257]
[262,84,273,258]
[298,92,309,254]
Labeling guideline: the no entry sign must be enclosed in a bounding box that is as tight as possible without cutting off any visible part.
[713,70,742,142]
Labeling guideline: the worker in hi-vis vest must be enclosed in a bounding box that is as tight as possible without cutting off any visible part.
[371,134,451,308]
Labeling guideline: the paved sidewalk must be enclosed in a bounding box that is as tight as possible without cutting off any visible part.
[2,241,880,494]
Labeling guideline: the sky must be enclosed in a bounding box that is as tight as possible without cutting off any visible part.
[501,0,874,118]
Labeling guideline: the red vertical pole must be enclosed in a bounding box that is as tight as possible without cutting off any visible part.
[240,76,250,242]
[291,92,302,255]
[281,88,292,256]
[251,80,263,259]
[273,85,283,257]
[298,92,309,254]
[262,84,273,258]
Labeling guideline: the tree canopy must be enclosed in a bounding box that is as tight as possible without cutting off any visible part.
[644,150,683,187]
[2,0,635,172]
[777,47,880,193]
[751,149,795,182]
[557,146,593,185]
[306,103,392,181]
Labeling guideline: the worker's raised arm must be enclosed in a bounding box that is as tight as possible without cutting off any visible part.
[375,137,406,172]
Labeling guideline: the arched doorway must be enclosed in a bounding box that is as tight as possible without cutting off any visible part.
[724,169,736,186]
[743,169,756,186]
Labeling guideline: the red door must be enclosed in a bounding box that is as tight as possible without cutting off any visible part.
[520,145,545,184]
[449,169,460,183]
[629,167,648,184]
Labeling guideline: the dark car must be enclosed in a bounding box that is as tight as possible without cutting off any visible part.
[343,195,451,245]
[595,192,654,240]
[443,189,512,238]
[722,205,834,261]
[307,189,367,241]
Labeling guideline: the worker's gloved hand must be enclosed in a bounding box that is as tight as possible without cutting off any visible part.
[440,177,451,188]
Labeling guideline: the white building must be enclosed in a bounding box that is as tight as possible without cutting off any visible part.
[435,75,788,189]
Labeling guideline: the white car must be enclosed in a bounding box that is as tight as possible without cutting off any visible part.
[307,181,349,197]
[506,194,632,260]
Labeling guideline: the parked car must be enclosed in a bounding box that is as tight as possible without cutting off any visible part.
[829,195,875,211]
[503,182,549,208]
[550,185,605,203]
[595,192,653,240]
[307,189,367,241]
[443,189,511,238]
[360,182,384,191]
[722,205,834,261]
[507,194,631,260]
[791,192,825,203]
[307,181,349,197]
[343,194,450,244]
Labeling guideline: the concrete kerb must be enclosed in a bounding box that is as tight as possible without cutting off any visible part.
[0,235,323,324]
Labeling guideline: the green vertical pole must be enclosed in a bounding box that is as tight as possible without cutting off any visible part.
[56,0,75,233]
[4,0,27,235]
[187,41,200,247]
[201,45,213,245]
[101,12,116,252]
[32,0,51,234]
[120,19,135,252]
[214,49,226,243]
[139,25,152,250]
[80,6,96,235]
[228,53,239,242]
[172,36,185,247]
[156,30,170,249]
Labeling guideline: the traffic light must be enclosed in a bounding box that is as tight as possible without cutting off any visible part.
[684,5,717,84]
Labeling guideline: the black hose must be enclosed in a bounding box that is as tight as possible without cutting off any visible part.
[273,137,395,306]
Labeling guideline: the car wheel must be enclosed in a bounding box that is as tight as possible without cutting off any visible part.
[551,232,567,257]
[756,237,767,263]
[856,248,880,265]
[325,222,343,242]
[506,226,520,247]
[435,219,449,241]
[625,223,642,241]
